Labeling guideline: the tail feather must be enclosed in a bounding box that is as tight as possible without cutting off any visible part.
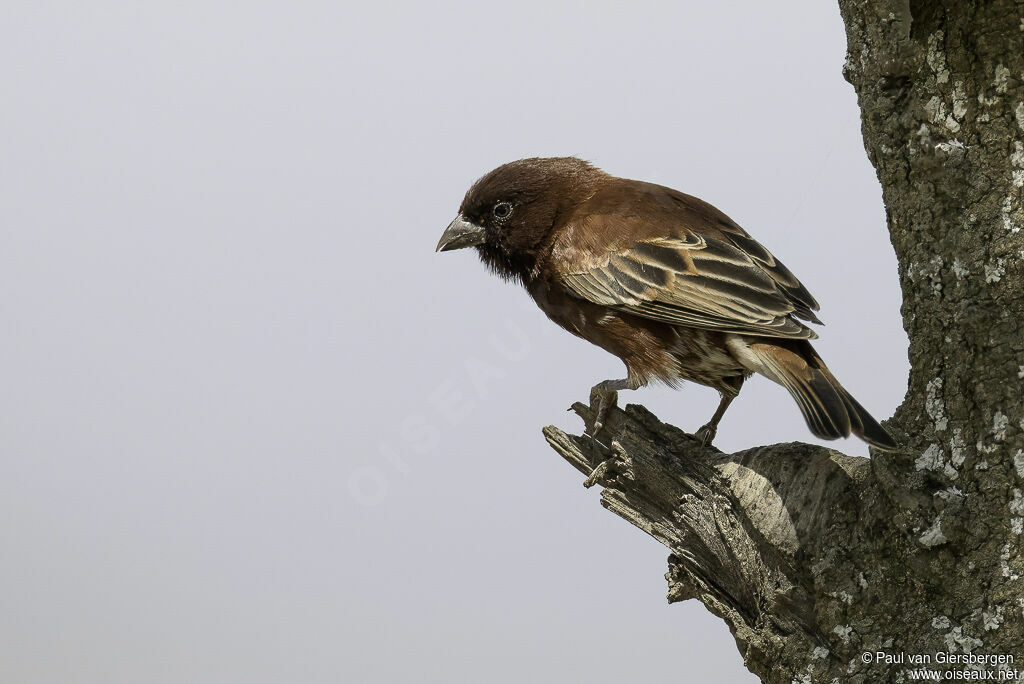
[731,338,897,451]
[834,384,898,450]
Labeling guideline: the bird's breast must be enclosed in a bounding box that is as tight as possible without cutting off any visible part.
[526,278,687,384]
[526,279,599,339]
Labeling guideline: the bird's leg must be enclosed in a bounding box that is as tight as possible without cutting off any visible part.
[695,393,736,447]
[589,377,640,435]
[694,375,745,447]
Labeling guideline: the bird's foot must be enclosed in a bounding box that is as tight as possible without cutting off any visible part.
[588,384,619,435]
[693,390,737,448]
[694,422,717,447]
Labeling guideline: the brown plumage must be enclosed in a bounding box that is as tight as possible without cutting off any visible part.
[436,157,896,450]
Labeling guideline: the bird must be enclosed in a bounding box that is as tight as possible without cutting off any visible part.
[436,157,896,450]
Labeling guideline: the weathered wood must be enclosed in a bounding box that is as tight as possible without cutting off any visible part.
[544,2,1024,681]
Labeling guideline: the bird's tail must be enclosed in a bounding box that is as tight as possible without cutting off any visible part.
[736,338,897,450]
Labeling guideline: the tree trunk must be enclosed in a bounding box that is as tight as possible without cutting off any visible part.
[543,2,1024,681]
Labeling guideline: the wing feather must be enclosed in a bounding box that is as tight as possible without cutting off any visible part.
[558,224,820,339]
[718,224,822,323]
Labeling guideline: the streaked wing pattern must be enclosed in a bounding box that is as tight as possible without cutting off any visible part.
[717,224,821,324]
[560,232,819,339]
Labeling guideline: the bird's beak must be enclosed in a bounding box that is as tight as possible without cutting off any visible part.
[436,215,486,252]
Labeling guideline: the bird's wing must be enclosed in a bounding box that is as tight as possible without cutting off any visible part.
[557,215,821,340]
[713,220,821,325]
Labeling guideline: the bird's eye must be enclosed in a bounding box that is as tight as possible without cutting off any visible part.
[492,201,513,220]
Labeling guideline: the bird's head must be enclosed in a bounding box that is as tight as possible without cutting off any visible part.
[436,157,605,280]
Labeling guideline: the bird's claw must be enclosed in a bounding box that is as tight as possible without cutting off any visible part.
[695,423,716,447]
[589,386,618,436]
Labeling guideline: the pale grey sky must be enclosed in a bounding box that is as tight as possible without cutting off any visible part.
[1,2,907,682]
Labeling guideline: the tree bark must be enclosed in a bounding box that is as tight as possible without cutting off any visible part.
[543,3,1024,681]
